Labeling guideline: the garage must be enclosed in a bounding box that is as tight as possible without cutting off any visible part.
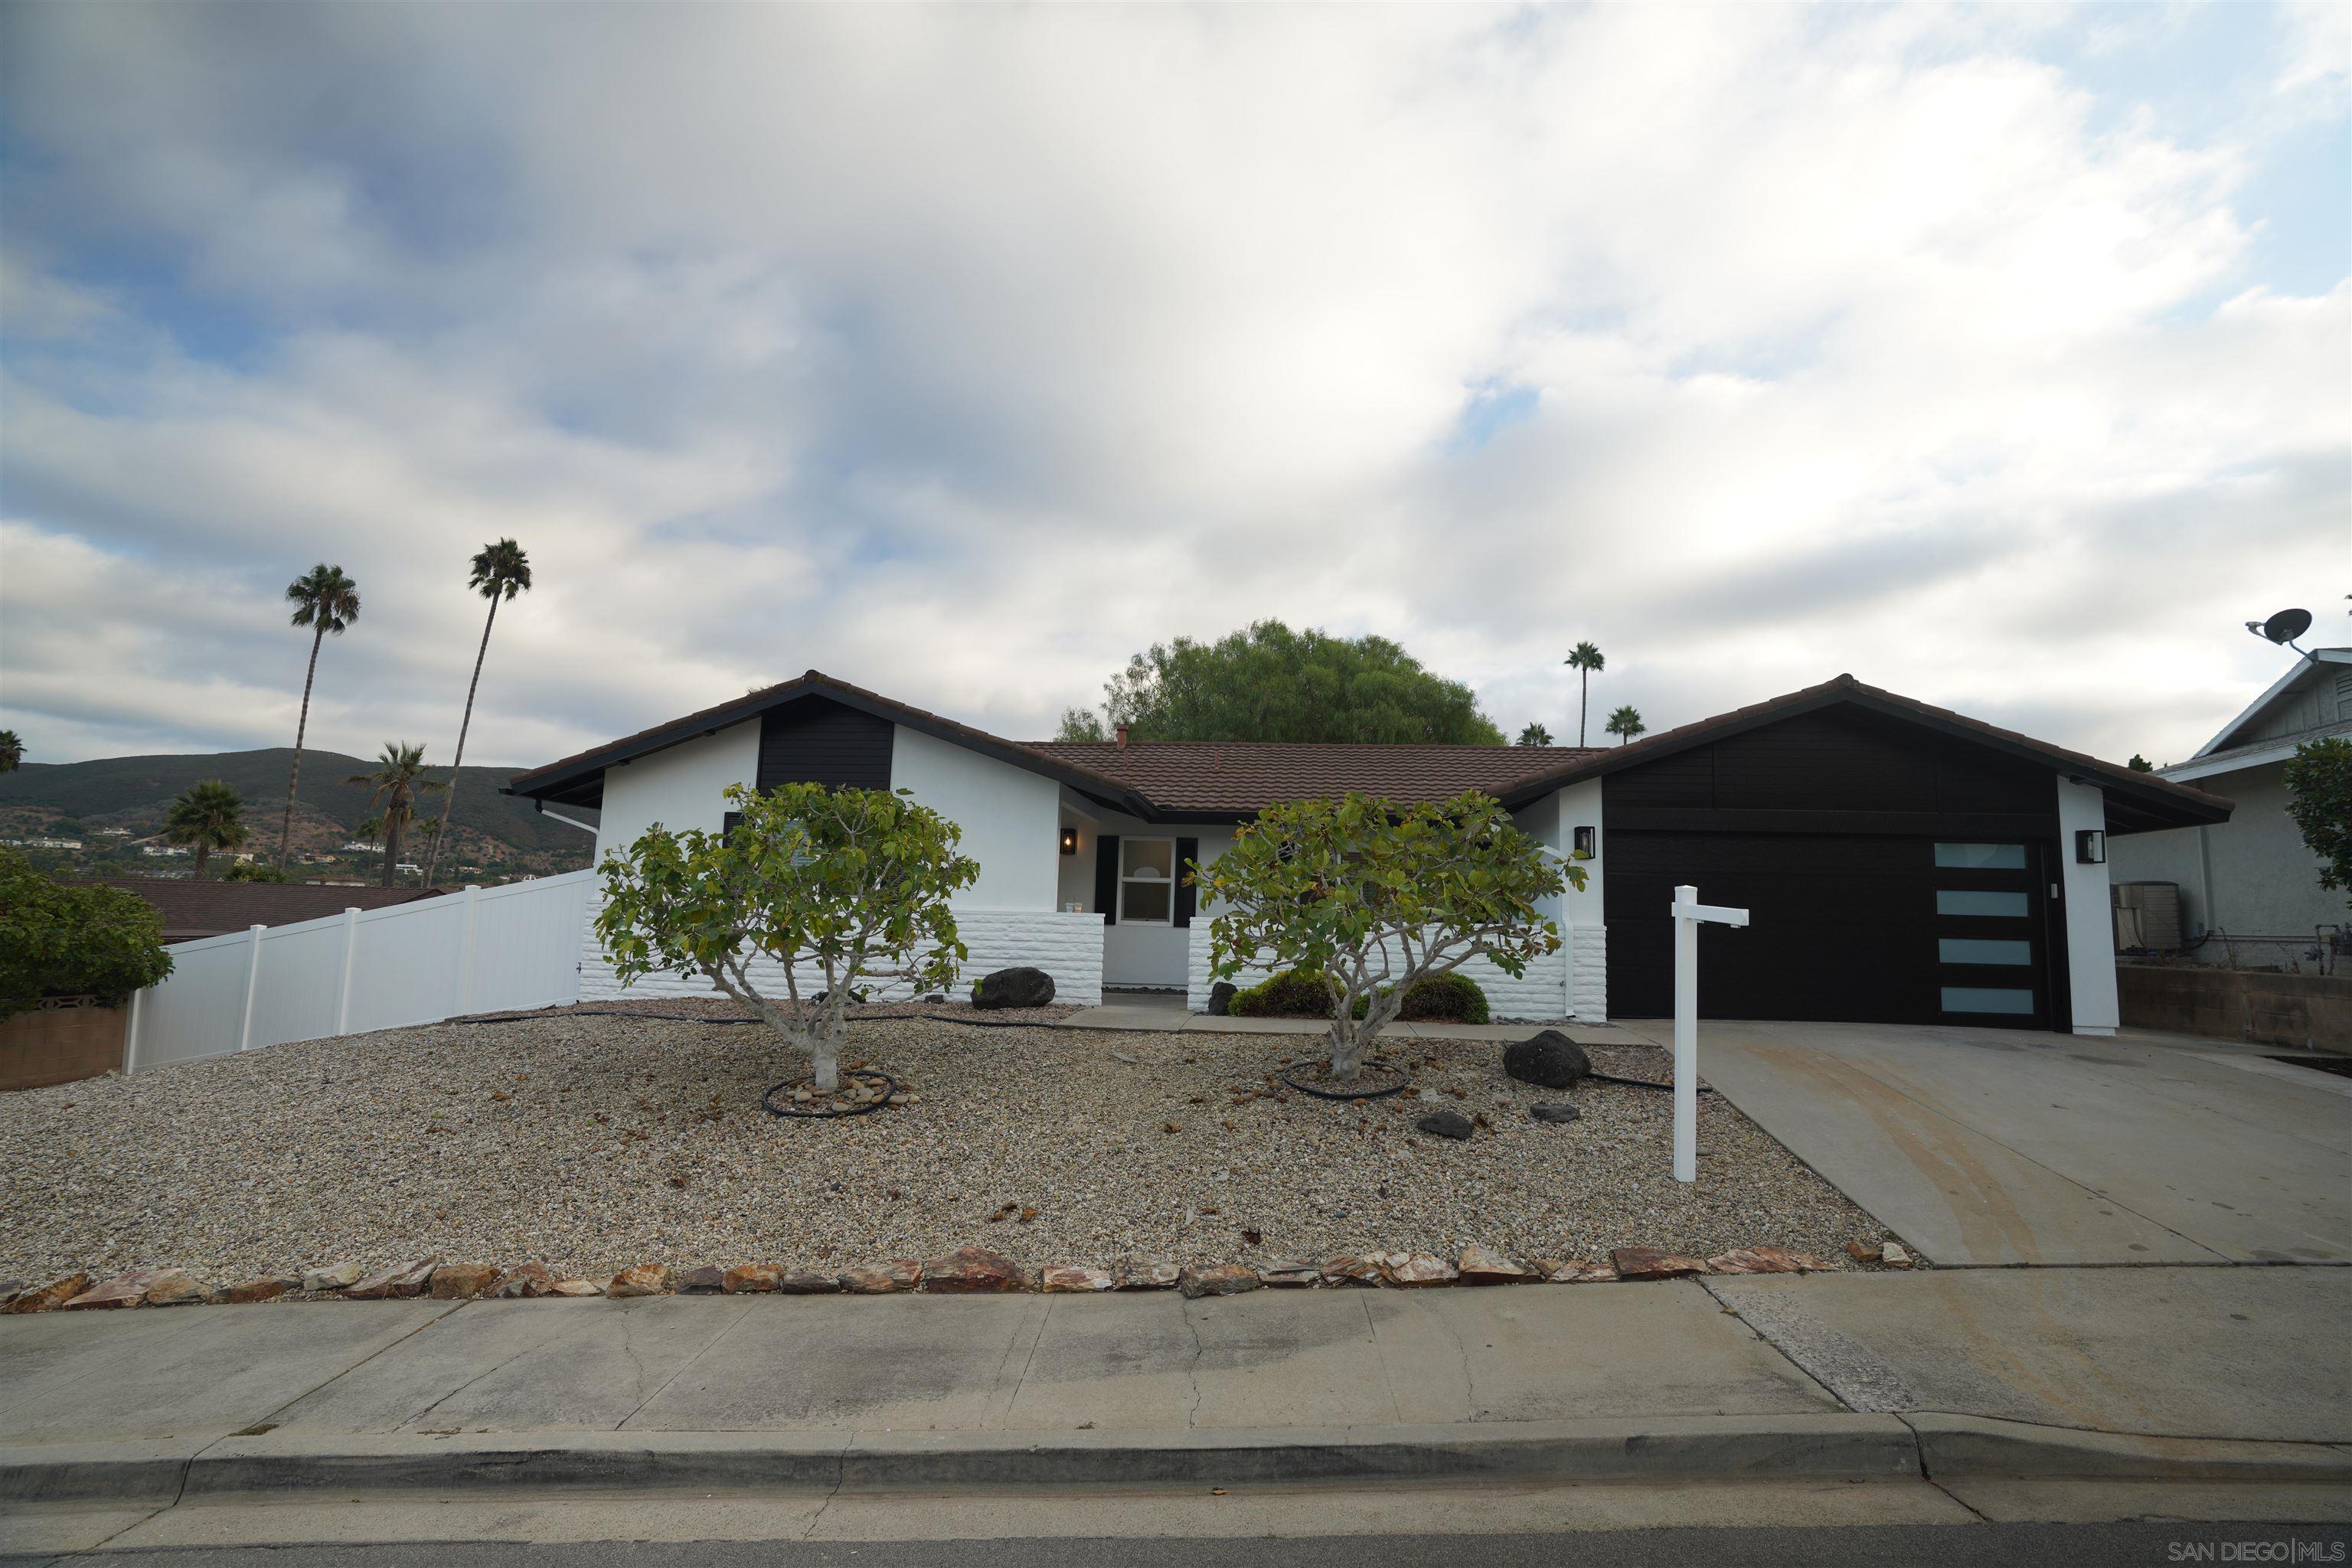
[1586,684,2224,1030]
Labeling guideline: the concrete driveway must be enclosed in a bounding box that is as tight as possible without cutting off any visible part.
[1615,1019,2352,1266]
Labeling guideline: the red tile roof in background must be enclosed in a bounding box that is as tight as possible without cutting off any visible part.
[74,878,441,943]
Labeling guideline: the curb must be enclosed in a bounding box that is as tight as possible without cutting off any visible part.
[8,1413,2348,1504]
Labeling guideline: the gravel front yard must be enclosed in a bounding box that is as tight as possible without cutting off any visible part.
[0,1008,1879,1284]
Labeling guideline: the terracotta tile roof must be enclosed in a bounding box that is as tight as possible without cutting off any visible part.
[74,878,441,943]
[1020,742,1602,813]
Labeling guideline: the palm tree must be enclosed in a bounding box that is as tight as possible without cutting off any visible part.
[422,539,531,889]
[1563,642,1606,746]
[1605,704,1647,746]
[1514,722,1553,747]
[346,743,445,887]
[0,731,21,774]
[279,564,362,867]
[165,779,248,880]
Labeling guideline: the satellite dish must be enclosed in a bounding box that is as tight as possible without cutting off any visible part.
[2243,607,2314,654]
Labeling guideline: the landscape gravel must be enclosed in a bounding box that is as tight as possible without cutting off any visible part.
[0,1008,1879,1284]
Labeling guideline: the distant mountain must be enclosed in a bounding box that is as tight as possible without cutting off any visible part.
[0,748,596,858]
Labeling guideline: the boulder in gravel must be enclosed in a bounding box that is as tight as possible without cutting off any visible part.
[1318,1254,1383,1286]
[774,1270,842,1294]
[1707,1246,1822,1276]
[724,1264,783,1293]
[1207,982,1237,1017]
[146,1270,208,1306]
[839,1260,922,1294]
[971,967,1056,1009]
[1456,1246,1535,1285]
[922,1246,1027,1293]
[607,1263,671,1298]
[1040,1266,1116,1293]
[549,1279,605,1297]
[677,1266,728,1294]
[0,1281,23,1307]
[1503,1031,1591,1089]
[1609,1247,1707,1281]
[1528,1102,1581,1125]
[348,1258,439,1299]
[1881,1242,1916,1269]
[1178,1263,1259,1298]
[227,1277,296,1305]
[65,1268,185,1310]
[1116,1261,1180,1291]
[301,1259,365,1293]
[1377,1253,1459,1289]
[5,1273,92,1314]
[1844,1240,1882,1265]
[1416,1109,1475,1140]
[430,1263,502,1300]
[494,1263,559,1298]
[1256,1262,1321,1288]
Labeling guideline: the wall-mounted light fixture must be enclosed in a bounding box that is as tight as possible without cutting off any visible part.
[2075,828,2105,865]
[1059,825,1080,857]
[1573,825,1598,861]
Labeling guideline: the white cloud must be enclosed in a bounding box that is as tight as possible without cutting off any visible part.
[0,2,2344,773]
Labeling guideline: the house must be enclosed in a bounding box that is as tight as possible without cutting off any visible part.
[505,669,2229,1035]
[2106,646,2350,968]
[79,878,442,943]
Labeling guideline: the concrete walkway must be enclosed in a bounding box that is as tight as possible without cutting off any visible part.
[1616,1018,2352,1267]
[1060,994,1621,1043]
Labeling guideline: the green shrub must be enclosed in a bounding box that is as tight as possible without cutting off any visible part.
[1229,969,1336,1018]
[1230,968,1489,1023]
[222,861,289,883]
[0,850,174,1018]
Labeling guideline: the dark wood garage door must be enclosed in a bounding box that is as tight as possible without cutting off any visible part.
[1606,831,2060,1027]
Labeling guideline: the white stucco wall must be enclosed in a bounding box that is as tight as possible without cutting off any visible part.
[1058,805,1233,988]
[591,721,762,865]
[889,724,1060,910]
[1184,923,1580,1021]
[2106,760,2342,962]
[2056,777,2119,1036]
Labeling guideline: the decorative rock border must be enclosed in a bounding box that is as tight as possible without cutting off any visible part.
[0,1241,1891,1315]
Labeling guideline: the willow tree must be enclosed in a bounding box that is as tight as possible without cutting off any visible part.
[1199,792,1575,1077]
[421,538,531,888]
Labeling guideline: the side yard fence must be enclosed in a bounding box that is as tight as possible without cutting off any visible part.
[127,871,593,1073]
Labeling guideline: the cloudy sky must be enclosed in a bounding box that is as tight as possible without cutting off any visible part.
[2,3,2345,773]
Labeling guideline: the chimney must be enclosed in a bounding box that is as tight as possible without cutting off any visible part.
[1116,724,1130,750]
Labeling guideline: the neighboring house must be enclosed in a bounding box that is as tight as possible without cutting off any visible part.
[78,878,441,943]
[506,670,2227,1035]
[2107,647,2351,967]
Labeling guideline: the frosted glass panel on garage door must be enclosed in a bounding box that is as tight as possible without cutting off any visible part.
[1936,889,2029,917]
[1934,843,2027,869]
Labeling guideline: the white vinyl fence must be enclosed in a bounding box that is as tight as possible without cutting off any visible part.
[127,870,593,1073]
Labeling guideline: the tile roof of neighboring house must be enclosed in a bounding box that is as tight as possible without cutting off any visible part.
[1021,742,1602,815]
[77,878,441,943]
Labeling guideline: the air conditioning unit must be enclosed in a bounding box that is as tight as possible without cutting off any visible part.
[2112,881,2183,952]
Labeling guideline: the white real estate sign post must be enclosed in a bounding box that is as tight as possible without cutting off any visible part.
[1671,884,1749,1184]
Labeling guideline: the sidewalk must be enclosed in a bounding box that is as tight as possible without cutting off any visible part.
[6,1265,2347,1509]
[1058,995,1625,1041]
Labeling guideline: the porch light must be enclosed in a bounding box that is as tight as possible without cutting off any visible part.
[1573,825,1598,861]
[1060,825,1079,857]
[2075,829,2105,865]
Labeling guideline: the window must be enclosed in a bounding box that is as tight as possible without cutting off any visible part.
[1934,842,2026,869]
[1939,937,2031,965]
[1119,838,1176,923]
[1937,889,2029,917]
[1942,986,2036,1014]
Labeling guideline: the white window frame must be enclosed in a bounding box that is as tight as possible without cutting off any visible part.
[1119,836,1178,926]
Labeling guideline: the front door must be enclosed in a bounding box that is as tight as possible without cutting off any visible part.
[1929,840,2057,1030]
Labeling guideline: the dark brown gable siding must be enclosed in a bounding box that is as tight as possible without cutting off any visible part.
[756,697,894,792]
[1607,706,2055,833]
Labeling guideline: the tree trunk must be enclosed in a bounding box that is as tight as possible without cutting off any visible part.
[381,812,401,887]
[1578,669,1589,747]
[423,597,498,888]
[811,1030,841,1092]
[193,844,210,881]
[278,626,325,868]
